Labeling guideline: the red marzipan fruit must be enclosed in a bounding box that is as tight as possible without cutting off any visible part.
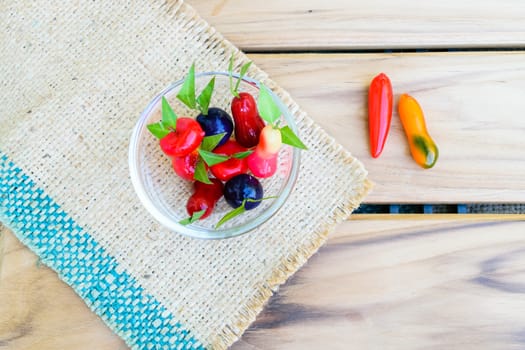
[247,147,278,178]
[231,92,265,148]
[257,124,282,157]
[194,178,224,201]
[160,117,205,157]
[210,140,249,181]
[186,178,224,219]
[172,150,201,181]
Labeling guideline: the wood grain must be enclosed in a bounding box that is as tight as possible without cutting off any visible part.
[232,218,525,349]
[187,0,525,51]
[249,52,525,203]
[1,2,523,350]
[2,218,525,349]
[0,228,127,350]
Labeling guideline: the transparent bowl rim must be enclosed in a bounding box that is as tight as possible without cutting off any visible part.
[128,71,301,239]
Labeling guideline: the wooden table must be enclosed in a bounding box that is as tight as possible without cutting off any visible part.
[1,1,525,349]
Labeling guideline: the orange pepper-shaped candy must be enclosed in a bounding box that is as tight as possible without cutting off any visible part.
[398,94,439,169]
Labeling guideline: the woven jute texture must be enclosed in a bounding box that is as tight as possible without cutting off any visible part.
[0,1,370,349]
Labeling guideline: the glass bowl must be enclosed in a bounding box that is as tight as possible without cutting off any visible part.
[129,72,301,239]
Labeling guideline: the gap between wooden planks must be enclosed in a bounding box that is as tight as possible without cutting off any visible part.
[187,0,525,51]
[1,217,525,349]
[247,52,525,204]
[352,213,525,220]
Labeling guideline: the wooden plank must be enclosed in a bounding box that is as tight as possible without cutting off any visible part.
[0,229,127,350]
[187,0,525,51]
[249,52,525,203]
[233,218,525,349]
[2,218,524,349]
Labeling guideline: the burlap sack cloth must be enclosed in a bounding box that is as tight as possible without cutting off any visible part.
[0,1,370,349]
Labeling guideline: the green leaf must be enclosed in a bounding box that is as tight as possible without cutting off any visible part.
[215,200,247,228]
[179,209,206,226]
[147,121,170,139]
[280,125,308,150]
[214,196,278,228]
[246,196,278,203]
[229,54,237,97]
[198,149,229,166]
[231,150,253,159]
[234,61,252,93]
[257,85,281,125]
[176,63,196,109]
[161,96,177,128]
[193,159,212,184]
[196,76,215,115]
[239,61,252,77]
[201,133,227,152]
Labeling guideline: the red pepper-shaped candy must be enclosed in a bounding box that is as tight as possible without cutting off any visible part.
[368,73,393,158]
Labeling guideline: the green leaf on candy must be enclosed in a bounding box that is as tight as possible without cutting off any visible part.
[161,96,177,128]
[229,54,253,97]
[200,132,227,152]
[234,61,252,93]
[147,121,170,139]
[215,200,247,229]
[198,149,229,166]
[177,63,196,109]
[193,159,212,184]
[214,196,277,228]
[246,196,278,203]
[179,209,206,226]
[280,125,308,150]
[197,76,215,115]
[231,150,253,159]
[257,85,281,125]
[228,54,237,97]
[147,97,178,139]
[239,61,252,77]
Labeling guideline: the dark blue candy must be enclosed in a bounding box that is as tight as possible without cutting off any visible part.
[196,107,233,147]
[223,174,263,210]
